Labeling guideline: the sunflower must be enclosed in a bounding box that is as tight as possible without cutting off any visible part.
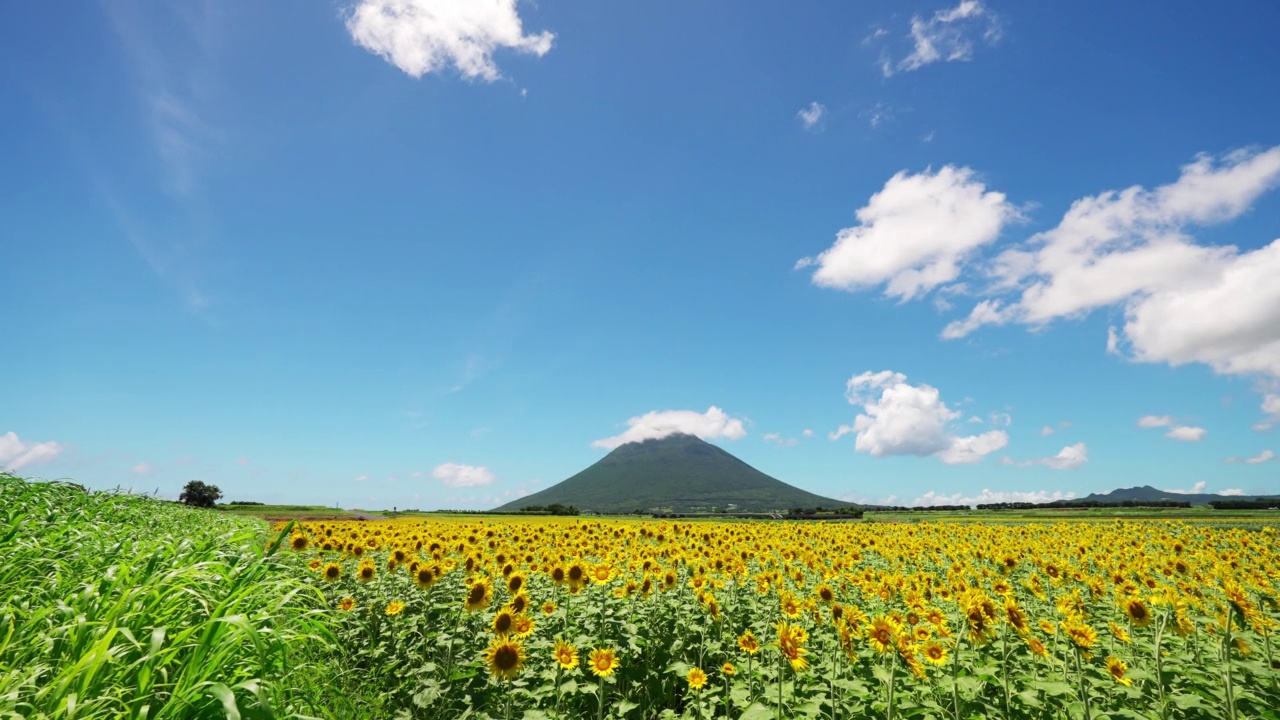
[554,639,579,669]
[308,558,322,571]
[567,563,588,590]
[1108,621,1131,643]
[1038,619,1056,635]
[686,667,708,690]
[1121,597,1153,628]
[588,647,619,677]
[738,630,761,655]
[780,592,802,619]
[485,637,526,680]
[509,592,529,615]
[1028,638,1048,657]
[922,640,949,666]
[514,613,535,638]
[867,615,897,655]
[551,566,567,585]
[323,562,342,581]
[385,600,405,616]
[465,576,493,613]
[414,566,435,589]
[775,622,809,671]
[1063,620,1098,650]
[542,601,557,616]
[492,609,516,636]
[815,583,836,604]
[290,535,309,551]
[338,596,355,612]
[358,563,376,583]
[721,662,736,676]
[507,573,525,595]
[1004,599,1030,635]
[1105,656,1131,686]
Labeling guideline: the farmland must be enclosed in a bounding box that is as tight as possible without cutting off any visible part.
[4,475,1279,719]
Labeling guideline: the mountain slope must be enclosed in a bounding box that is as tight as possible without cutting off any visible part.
[495,434,851,513]
[1081,485,1279,507]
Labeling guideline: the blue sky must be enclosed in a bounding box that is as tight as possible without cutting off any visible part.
[4,0,1279,509]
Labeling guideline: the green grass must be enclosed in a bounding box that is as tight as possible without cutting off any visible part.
[217,504,358,521]
[0,476,342,719]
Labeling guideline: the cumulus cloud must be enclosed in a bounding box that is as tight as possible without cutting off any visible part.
[1138,415,1175,428]
[346,0,555,81]
[432,462,496,487]
[593,406,747,450]
[797,167,1019,301]
[910,488,1077,508]
[1245,449,1275,464]
[1165,426,1207,442]
[940,147,1280,384]
[0,432,63,472]
[882,1,1003,76]
[1039,425,1054,436]
[1005,443,1089,470]
[797,102,826,131]
[835,371,1007,465]
[803,428,814,437]
[1257,393,1280,431]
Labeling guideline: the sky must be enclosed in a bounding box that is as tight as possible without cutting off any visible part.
[4,0,1280,510]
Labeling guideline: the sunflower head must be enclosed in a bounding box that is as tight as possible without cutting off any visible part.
[1123,597,1153,627]
[338,596,355,612]
[492,609,516,636]
[588,647,619,678]
[686,667,708,690]
[290,535,309,551]
[1105,656,1132,686]
[323,562,342,581]
[384,601,405,616]
[553,638,579,669]
[485,637,526,680]
[922,640,948,666]
[465,577,493,613]
[738,630,761,655]
[721,662,736,676]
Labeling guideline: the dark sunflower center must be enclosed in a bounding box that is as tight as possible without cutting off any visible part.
[494,646,519,670]
[468,585,486,603]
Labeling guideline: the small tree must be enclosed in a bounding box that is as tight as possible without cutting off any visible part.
[179,480,222,508]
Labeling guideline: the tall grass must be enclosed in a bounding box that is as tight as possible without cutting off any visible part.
[0,475,337,719]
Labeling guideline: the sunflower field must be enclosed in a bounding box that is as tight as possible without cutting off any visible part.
[286,516,1280,720]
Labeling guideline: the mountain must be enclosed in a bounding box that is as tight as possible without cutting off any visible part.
[1081,485,1279,507]
[494,433,852,514]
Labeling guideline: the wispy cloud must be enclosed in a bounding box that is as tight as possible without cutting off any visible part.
[797,102,826,132]
[877,1,1003,77]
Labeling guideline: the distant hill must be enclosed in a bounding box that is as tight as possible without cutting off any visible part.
[494,433,852,514]
[1082,485,1279,507]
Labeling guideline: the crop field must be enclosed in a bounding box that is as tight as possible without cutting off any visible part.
[4,474,1279,720]
[287,515,1280,720]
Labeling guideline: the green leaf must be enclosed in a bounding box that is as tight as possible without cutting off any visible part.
[738,702,775,720]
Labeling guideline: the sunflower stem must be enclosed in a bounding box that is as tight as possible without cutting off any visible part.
[950,631,963,720]
[1222,616,1237,720]
[1153,611,1167,718]
[1072,647,1092,720]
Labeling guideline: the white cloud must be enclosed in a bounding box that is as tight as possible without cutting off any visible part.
[1257,393,1280,431]
[346,0,555,81]
[1245,449,1275,464]
[910,488,1077,508]
[836,371,1007,465]
[797,102,826,131]
[0,432,63,472]
[1165,426,1207,442]
[763,432,799,448]
[592,406,747,450]
[1039,425,1054,436]
[802,428,814,437]
[1006,443,1089,470]
[131,463,155,475]
[940,147,1280,384]
[1165,481,1208,494]
[1137,415,1175,428]
[432,462,496,487]
[885,1,1002,76]
[797,166,1019,301]
[236,456,251,466]
[354,474,371,483]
